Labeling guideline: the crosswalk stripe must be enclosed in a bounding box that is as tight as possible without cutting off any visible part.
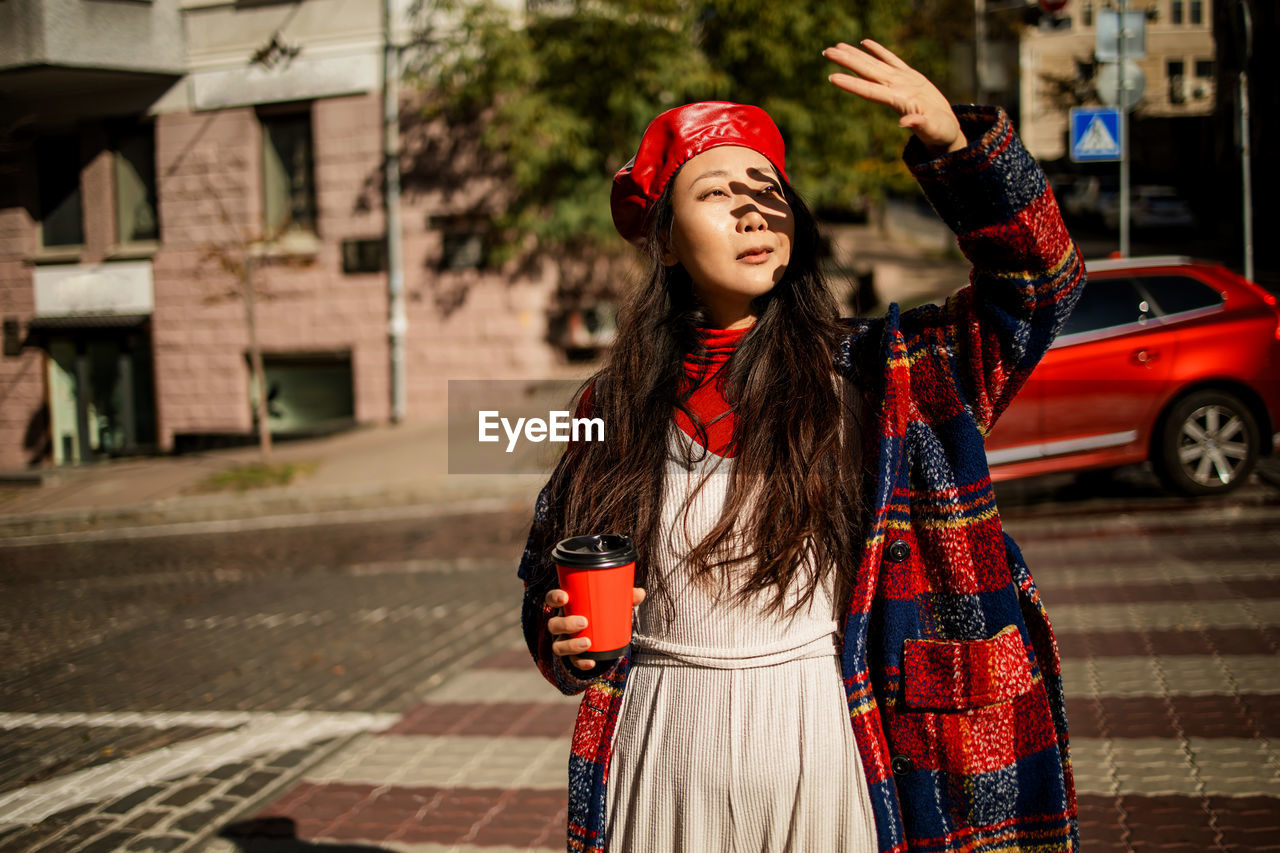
[447,653,1279,704]
[1014,529,1280,561]
[1003,503,1280,537]
[1034,559,1279,587]
[1062,656,1278,697]
[0,711,398,731]
[305,734,568,789]
[1048,600,1280,632]
[204,843,556,853]
[297,734,1280,799]
[1069,736,1280,797]
[0,712,398,826]
[204,843,555,853]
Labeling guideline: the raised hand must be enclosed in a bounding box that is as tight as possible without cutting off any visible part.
[823,39,967,157]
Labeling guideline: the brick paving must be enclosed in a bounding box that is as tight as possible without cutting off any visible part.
[1,484,1277,851]
[0,511,533,853]
[190,492,1280,853]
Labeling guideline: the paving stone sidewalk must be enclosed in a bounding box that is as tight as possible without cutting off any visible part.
[189,497,1278,853]
[2,476,1277,852]
[0,718,372,853]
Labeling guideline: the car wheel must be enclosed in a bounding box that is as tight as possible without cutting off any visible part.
[1155,391,1260,496]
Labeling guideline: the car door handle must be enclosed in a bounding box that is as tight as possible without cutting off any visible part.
[1132,349,1160,365]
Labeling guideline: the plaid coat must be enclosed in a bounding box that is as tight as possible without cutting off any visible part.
[518,105,1084,853]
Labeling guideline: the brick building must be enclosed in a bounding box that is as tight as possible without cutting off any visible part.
[0,0,564,469]
[1019,0,1218,162]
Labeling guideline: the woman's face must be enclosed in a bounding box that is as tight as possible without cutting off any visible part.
[664,145,794,330]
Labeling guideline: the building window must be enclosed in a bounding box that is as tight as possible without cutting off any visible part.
[1167,60,1185,104]
[1189,0,1203,24]
[341,238,385,274]
[1171,0,1183,23]
[112,124,159,244]
[1082,2,1093,26]
[432,215,490,271]
[1195,59,1214,78]
[260,110,317,238]
[36,136,84,248]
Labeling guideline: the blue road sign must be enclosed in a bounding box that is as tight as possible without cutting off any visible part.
[1070,107,1122,162]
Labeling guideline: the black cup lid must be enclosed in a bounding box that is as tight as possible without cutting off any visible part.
[552,533,637,568]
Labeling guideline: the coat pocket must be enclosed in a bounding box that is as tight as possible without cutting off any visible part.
[901,624,1034,711]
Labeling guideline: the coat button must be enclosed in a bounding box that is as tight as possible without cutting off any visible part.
[891,754,914,776]
[886,539,911,563]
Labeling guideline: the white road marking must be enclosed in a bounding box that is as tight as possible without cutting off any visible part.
[0,711,399,826]
[1017,529,1280,561]
[301,731,1279,799]
[1064,655,1280,697]
[305,733,568,790]
[1005,502,1280,538]
[203,841,556,853]
[1069,736,1280,797]
[443,654,1280,703]
[1050,600,1280,632]
[0,711,398,730]
[1036,559,1279,587]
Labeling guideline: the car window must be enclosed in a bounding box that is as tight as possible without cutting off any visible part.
[1060,277,1149,336]
[1137,275,1224,316]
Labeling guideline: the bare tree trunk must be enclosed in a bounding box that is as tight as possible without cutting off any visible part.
[243,254,273,461]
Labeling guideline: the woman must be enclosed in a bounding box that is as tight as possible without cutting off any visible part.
[517,38,1083,852]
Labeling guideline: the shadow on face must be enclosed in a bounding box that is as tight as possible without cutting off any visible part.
[729,166,792,232]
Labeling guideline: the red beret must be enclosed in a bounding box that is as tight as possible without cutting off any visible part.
[610,101,788,247]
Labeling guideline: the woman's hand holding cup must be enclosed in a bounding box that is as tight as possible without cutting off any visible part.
[546,587,646,671]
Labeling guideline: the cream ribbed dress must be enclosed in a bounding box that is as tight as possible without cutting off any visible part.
[604,425,879,852]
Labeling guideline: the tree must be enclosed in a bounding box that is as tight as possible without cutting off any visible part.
[407,0,936,303]
[188,154,312,463]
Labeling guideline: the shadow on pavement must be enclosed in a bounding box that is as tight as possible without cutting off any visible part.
[218,817,395,852]
[994,460,1280,513]
[995,465,1177,510]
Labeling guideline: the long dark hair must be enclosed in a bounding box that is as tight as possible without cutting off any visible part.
[544,172,867,621]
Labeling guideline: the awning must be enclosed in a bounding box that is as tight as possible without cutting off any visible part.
[22,314,150,347]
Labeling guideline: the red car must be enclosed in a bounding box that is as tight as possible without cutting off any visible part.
[986,256,1280,495]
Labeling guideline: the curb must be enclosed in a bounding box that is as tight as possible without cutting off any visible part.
[0,498,534,548]
[0,481,543,542]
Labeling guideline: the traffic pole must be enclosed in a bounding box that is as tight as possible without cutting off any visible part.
[974,0,987,103]
[383,0,407,423]
[1238,0,1254,282]
[1241,69,1254,282]
[1118,0,1130,258]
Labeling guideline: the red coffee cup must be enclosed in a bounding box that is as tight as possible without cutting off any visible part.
[552,533,638,661]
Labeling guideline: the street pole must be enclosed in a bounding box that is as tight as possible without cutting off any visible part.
[383,0,407,424]
[1241,69,1254,282]
[1238,0,1254,281]
[1118,0,1130,258]
[974,0,987,103]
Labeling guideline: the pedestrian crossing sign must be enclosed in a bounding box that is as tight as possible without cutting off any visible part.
[1070,107,1122,162]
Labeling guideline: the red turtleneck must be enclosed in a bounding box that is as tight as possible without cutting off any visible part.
[572,323,753,458]
[675,324,752,457]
